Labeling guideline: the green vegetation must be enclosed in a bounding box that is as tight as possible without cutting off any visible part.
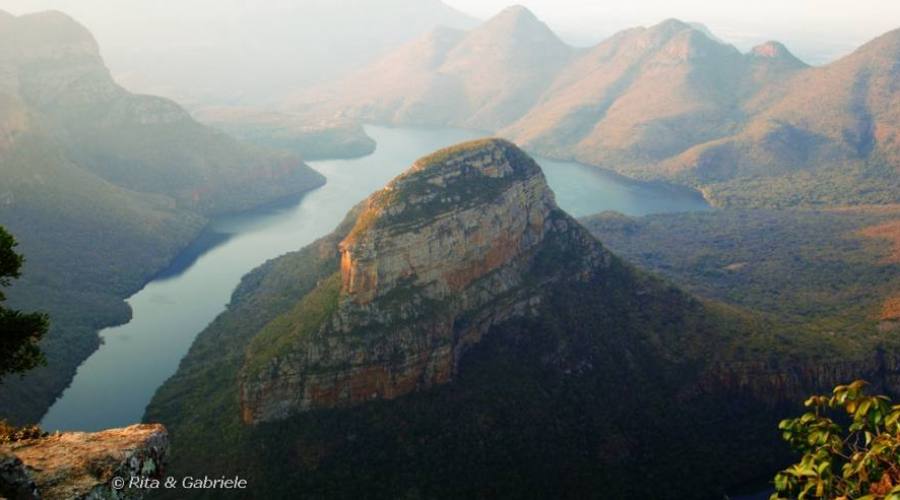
[773,381,900,499]
[0,226,49,380]
[244,272,341,375]
[697,162,900,209]
[582,209,900,340]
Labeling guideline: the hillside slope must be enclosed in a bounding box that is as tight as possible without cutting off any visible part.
[0,10,324,424]
[503,20,807,172]
[666,28,900,207]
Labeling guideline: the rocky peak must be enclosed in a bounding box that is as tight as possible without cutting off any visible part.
[340,138,555,304]
[239,140,608,424]
[752,41,787,58]
[750,40,806,66]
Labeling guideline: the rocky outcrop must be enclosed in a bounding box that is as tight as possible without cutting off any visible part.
[239,139,611,423]
[0,424,167,500]
[339,139,555,303]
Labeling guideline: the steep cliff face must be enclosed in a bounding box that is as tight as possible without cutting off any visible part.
[239,139,613,423]
[0,424,167,500]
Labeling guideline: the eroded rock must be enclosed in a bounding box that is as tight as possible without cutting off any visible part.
[0,424,167,500]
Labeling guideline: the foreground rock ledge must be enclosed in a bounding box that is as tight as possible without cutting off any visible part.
[0,423,167,500]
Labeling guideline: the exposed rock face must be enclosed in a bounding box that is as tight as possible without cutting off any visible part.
[339,139,555,303]
[239,139,610,423]
[0,424,167,500]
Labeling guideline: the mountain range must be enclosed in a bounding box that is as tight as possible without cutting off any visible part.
[291,6,900,208]
[0,10,324,423]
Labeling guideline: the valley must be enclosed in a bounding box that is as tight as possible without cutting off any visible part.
[0,3,898,499]
[40,124,709,432]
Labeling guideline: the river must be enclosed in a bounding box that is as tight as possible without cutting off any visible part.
[40,125,709,432]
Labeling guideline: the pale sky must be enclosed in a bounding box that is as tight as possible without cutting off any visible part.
[445,0,900,63]
[0,0,897,65]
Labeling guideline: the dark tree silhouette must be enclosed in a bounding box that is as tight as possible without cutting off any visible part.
[0,226,48,380]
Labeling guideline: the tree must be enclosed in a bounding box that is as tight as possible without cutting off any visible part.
[772,380,900,499]
[0,226,48,381]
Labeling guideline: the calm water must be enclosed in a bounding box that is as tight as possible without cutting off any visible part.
[40,125,708,432]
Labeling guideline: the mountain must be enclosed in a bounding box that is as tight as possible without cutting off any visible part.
[0,11,324,423]
[142,138,900,498]
[665,28,900,207]
[503,19,807,171]
[293,11,900,208]
[292,6,574,131]
[0,0,477,106]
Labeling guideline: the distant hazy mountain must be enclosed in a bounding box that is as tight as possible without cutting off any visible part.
[0,10,324,423]
[292,6,572,131]
[293,7,899,208]
[666,28,900,206]
[503,20,807,171]
[0,0,476,106]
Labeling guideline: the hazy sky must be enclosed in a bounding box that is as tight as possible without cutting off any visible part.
[445,0,900,63]
[0,0,897,65]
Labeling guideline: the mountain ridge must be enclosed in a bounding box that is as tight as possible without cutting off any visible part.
[290,9,899,208]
